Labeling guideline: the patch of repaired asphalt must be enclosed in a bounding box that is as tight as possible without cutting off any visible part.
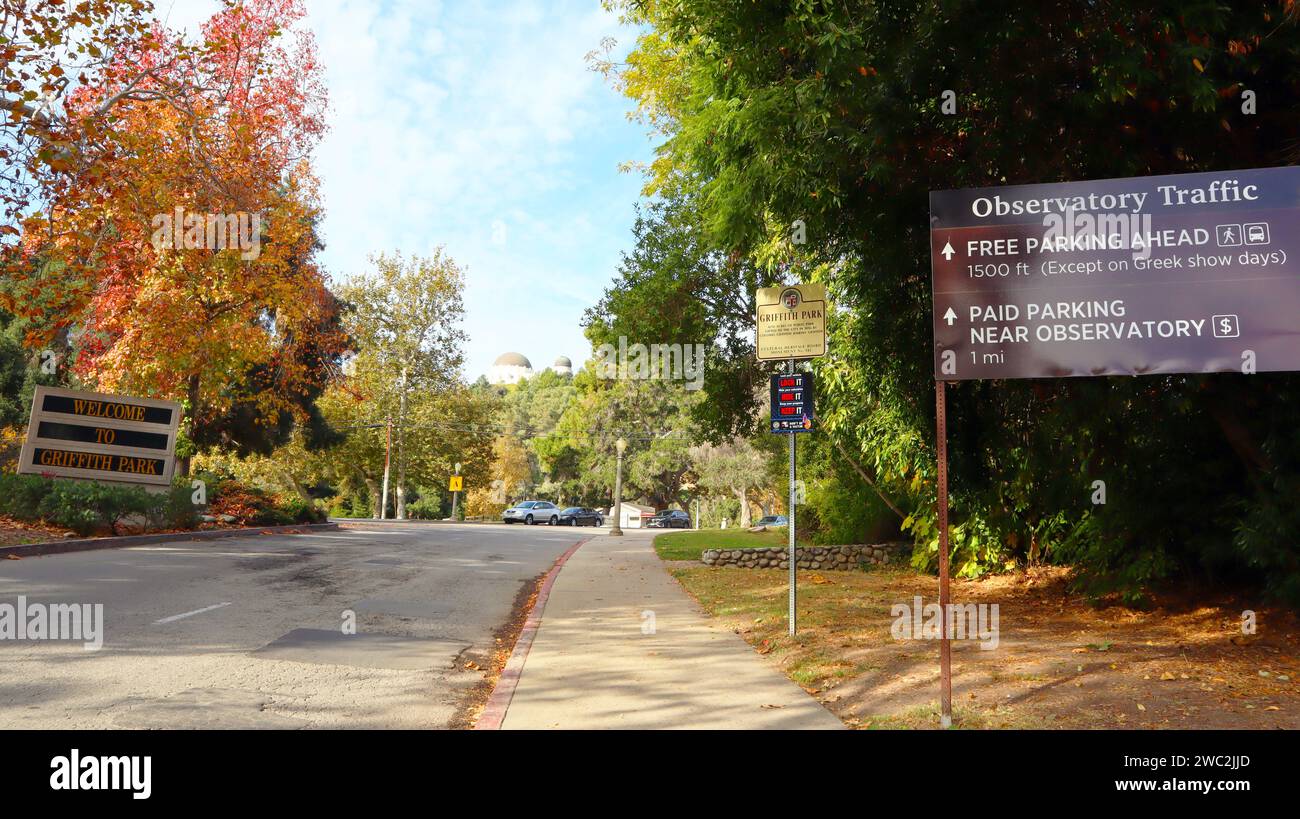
[252,628,468,670]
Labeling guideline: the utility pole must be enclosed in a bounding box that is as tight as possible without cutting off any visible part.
[395,368,408,520]
[380,417,392,520]
[610,436,627,536]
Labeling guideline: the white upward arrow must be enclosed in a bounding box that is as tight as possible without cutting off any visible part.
[943,307,957,326]
[941,240,955,260]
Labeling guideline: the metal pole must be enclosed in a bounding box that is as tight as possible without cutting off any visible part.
[936,380,952,728]
[610,440,625,536]
[788,358,797,637]
[380,417,392,520]
[451,463,460,521]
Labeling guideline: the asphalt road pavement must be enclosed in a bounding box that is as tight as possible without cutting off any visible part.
[0,521,590,729]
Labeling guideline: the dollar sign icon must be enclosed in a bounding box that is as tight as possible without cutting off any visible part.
[1212,314,1239,338]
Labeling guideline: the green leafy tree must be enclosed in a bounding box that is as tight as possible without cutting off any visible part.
[339,250,469,518]
[600,0,1300,602]
[690,439,771,528]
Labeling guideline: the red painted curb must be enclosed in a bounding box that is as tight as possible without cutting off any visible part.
[474,536,591,730]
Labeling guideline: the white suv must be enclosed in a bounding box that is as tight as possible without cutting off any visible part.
[502,501,561,525]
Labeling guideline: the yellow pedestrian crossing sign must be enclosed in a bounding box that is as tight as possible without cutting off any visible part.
[448,475,463,492]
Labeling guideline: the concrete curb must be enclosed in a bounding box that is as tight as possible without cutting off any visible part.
[474,536,591,730]
[0,522,341,559]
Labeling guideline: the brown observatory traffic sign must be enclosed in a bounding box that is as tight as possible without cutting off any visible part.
[931,165,1300,380]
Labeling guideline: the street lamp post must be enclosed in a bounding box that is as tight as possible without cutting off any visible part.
[610,437,627,536]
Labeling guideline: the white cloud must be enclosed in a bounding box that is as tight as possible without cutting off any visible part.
[304,0,651,379]
[159,0,653,381]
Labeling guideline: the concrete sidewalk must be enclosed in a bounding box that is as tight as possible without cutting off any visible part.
[500,531,843,729]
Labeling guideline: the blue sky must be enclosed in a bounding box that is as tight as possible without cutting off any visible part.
[165,0,655,381]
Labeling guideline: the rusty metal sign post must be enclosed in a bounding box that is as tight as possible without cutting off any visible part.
[935,381,953,729]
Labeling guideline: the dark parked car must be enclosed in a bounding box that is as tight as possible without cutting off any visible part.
[646,509,691,529]
[558,507,603,526]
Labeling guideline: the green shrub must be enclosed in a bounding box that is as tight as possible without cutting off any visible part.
[277,495,325,524]
[328,490,371,518]
[1230,475,1300,607]
[150,482,199,531]
[37,480,155,536]
[802,467,902,547]
[0,473,57,521]
[406,494,443,520]
[0,472,330,538]
[250,506,294,526]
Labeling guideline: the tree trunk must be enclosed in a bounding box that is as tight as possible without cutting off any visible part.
[362,475,382,518]
[736,488,751,528]
[282,468,312,502]
[180,373,202,476]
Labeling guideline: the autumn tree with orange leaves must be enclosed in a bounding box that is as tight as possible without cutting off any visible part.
[5,0,345,471]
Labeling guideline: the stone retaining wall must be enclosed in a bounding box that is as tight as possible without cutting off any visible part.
[700,542,909,570]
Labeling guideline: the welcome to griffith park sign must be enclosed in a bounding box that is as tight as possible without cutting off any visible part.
[18,386,182,488]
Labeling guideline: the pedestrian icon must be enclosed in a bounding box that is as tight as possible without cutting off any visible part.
[1216,224,1242,247]
[1243,222,1270,245]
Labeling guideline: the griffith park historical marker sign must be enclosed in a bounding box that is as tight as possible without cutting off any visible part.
[756,282,828,361]
[930,165,1300,380]
[18,386,182,488]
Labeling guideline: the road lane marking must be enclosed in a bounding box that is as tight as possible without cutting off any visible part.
[153,602,231,624]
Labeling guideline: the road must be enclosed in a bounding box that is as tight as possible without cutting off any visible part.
[0,521,590,729]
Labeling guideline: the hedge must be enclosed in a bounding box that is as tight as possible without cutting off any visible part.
[0,473,321,536]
